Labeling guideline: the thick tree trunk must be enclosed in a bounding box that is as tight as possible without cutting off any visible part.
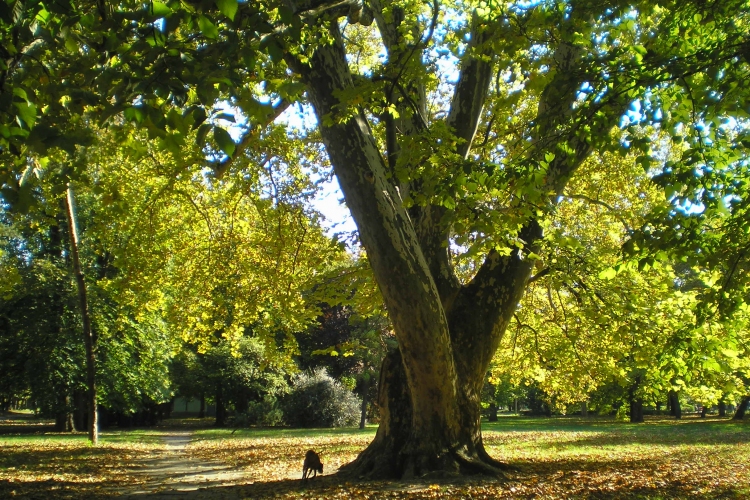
[629,399,644,423]
[581,401,588,417]
[488,404,498,422]
[733,396,749,420]
[287,10,599,479]
[64,185,98,445]
[718,400,726,417]
[341,349,509,478]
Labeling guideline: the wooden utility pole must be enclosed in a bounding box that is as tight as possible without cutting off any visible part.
[64,184,98,445]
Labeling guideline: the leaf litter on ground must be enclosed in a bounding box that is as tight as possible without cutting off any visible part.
[1,414,749,499]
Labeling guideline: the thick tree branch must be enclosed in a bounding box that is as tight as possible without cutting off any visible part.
[447,33,612,396]
[446,17,498,159]
[528,267,550,284]
[411,16,501,309]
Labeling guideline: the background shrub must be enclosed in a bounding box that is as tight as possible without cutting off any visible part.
[281,369,360,427]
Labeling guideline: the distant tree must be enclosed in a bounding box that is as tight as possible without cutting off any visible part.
[173,337,292,427]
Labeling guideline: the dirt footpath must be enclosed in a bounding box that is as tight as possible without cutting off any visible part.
[118,431,249,498]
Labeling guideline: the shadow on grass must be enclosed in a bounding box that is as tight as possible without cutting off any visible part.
[0,443,134,472]
[2,453,748,499]
[483,416,750,449]
[35,470,746,500]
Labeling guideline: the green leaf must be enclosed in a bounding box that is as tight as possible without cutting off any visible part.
[278,6,294,24]
[151,1,172,17]
[598,267,617,280]
[14,102,36,129]
[213,126,235,156]
[217,0,238,21]
[702,358,720,372]
[196,123,211,144]
[12,87,28,101]
[266,39,284,63]
[198,15,219,39]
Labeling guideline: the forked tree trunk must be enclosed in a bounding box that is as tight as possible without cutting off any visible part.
[286,11,607,479]
[65,184,98,445]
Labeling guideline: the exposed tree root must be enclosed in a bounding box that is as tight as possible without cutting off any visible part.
[338,439,510,480]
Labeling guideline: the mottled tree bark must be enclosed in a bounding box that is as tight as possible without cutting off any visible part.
[283,5,617,478]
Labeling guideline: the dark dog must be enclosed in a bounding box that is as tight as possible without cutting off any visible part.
[302,449,323,479]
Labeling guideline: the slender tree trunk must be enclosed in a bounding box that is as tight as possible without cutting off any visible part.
[733,396,750,420]
[64,184,98,445]
[199,393,205,418]
[359,377,369,430]
[581,401,588,417]
[73,390,86,431]
[669,390,682,419]
[54,407,68,432]
[215,382,226,427]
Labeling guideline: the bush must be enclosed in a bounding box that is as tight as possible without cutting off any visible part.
[281,369,361,428]
[245,395,285,426]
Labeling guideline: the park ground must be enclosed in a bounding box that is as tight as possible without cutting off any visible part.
[1,412,749,499]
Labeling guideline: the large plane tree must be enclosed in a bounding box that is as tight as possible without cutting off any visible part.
[3,0,750,478]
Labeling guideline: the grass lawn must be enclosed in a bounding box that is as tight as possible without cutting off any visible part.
[0,411,166,499]
[1,412,748,498]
